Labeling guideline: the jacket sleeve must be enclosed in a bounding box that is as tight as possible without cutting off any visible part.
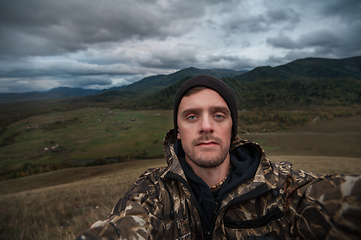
[288,173,361,239]
[76,169,167,240]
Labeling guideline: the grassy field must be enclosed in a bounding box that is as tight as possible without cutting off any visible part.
[246,114,361,159]
[0,111,360,239]
[1,107,360,179]
[0,108,173,178]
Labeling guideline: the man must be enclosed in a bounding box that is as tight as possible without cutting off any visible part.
[77,75,361,239]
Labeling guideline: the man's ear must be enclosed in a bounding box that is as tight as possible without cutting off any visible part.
[177,129,181,140]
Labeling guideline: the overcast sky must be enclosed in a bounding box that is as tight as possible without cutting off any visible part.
[0,0,360,93]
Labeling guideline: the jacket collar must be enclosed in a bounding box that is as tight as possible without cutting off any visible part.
[162,129,279,192]
[161,129,187,181]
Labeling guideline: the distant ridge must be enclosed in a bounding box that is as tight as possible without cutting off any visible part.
[234,56,361,81]
[0,56,360,103]
[0,87,103,103]
[106,67,244,95]
[0,68,244,103]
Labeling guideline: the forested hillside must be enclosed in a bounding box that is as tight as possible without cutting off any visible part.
[95,67,244,97]
[234,56,361,81]
[115,77,361,110]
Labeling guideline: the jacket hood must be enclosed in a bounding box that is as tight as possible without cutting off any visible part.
[162,129,281,192]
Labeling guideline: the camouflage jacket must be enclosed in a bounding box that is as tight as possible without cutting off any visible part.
[77,130,361,240]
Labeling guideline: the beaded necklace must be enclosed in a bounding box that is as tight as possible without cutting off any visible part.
[210,165,231,190]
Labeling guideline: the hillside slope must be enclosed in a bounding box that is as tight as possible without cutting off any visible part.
[0,87,103,103]
[118,75,361,110]
[235,56,361,81]
[99,67,244,97]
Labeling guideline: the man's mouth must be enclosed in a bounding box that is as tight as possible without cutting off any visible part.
[196,141,218,146]
[193,136,222,147]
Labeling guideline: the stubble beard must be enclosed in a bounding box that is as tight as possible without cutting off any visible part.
[184,135,229,169]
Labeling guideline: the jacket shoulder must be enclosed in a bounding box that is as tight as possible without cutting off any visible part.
[281,164,361,239]
[77,166,170,240]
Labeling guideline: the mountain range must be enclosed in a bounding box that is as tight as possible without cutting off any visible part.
[0,87,104,103]
[0,56,360,103]
[235,56,361,81]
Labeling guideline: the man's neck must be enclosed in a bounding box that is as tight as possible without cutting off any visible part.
[185,154,231,189]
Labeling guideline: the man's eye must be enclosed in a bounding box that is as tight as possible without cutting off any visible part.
[187,115,197,120]
[214,115,224,120]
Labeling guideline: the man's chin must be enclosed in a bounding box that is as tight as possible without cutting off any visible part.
[195,146,220,154]
[190,155,225,169]
[195,160,224,169]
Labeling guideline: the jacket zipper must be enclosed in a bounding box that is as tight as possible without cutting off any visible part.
[165,172,272,239]
[210,183,271,233]
[224,207,284,228]
[164,172,210,239]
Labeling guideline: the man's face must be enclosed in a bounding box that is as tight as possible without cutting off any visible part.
[177,88,232,168]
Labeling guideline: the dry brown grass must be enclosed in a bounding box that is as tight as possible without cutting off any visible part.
[0,159,166,195]
[269,156,361,175]
[0,159,166,240]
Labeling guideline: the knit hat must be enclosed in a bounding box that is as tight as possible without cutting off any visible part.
[173,75,238,140]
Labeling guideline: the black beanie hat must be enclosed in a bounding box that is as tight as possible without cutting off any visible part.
[173,75,238,140]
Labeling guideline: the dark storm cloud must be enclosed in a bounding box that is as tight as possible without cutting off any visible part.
[0,58,147,78]
[0,0,207,57]
[266,23,361,58]
[320,0,361,22]
[0,0,360,93]
[205,55,256,70]
[59,75,113,88]
[222,6,300,34]
[0,75,113,93]
[58,76,113,86]
[134,45,198,69]
[0,78,40,93]
[265,0,361,58]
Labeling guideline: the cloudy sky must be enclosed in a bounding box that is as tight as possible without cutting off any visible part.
[0,0,360,93]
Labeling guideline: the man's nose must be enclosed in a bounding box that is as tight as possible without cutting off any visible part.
[199,115,214,134]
